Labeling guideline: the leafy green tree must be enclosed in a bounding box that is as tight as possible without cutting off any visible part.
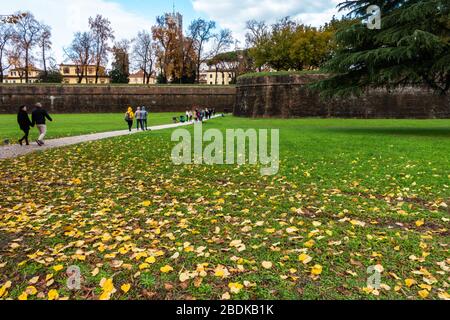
[38,69,62,83]
[111,39,130,84]
[109,69,128,84]
[246,18,339,72]
[313,0,450,97]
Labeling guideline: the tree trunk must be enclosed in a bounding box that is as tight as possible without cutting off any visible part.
[95,63,100,84]
[25,48,29,83]
[0,53,3,83]
[196,44,202,84]
[42,47,47,79]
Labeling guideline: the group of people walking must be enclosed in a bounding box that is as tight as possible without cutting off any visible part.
[13,103,219,146]
[17,102,53,146]
[125,106,150,132]
[175,108,216,123]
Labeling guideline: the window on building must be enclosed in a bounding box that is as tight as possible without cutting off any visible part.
[63,67,70,74]
[210,74,213,79]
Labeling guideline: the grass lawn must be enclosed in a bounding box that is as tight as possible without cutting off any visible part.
[0,113,182,142]
[0,117,449,300]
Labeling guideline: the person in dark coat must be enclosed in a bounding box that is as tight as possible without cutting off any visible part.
[17,105,33,146]
[31,102,53,146]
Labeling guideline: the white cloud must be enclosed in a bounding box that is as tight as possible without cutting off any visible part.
[192,0,343,47]
[6,0,152,68]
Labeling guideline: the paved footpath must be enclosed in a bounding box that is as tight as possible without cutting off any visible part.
[0,115,222,160]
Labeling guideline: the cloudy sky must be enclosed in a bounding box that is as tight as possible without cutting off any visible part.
[4,0,344,67]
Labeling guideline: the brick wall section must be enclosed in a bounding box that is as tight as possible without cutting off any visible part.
[234,74,450,118]
[0,85,236,114]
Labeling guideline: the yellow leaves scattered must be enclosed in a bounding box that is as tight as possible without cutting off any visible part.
[53,265,64,272]
[286,226,299,234]
[160,265,174,273]
[92,267,100,276]
[438,291,450,300]
[71,178,82,185]
[29,276,39,285]
[228,282,244,294]
[312,221,322,227]
[141,201,152,207]
[374,264,384,274]
[229,240,246,252]
[18,292,28,300]
[415,219,425,227]
[121,283,131,294]
[261,261,273,269]
[179,272,191,283]
[139,263,150,270]
[311,264,323,276]
[99,278,116,300]
[10,242,20,249]
[419,284,432,291]
[405,278,417,288]
[418,290,429,299]
[48,289,59,300]
[26,286,38,295]
[145,256,156,264]
[350,219,366,227]
[214,265,230,279]
[0,281,12,298]
[304,240,315,248]
[298,253,313,264]
[221,292,231,300]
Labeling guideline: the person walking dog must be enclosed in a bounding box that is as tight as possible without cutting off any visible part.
[31,102,53,146]
[17,105,33,146]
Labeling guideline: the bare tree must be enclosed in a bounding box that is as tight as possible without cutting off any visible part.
[12,12,42,83]
[89,15,114,83]
[8,45,27,81]
[0,25,14,83]
[132,31,155,84]
[188,19,216,83]
[245,20,269,48]
[65,32,94,83]
[210,29,233,84]
[38,23,52,79]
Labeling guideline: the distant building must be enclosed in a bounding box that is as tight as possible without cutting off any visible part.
[165,12,183,31]
[201,69,234,85]
[60,64,110,84]
[129,70,156,85]
[4,67,42,84]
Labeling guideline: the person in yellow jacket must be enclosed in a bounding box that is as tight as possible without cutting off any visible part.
[124,107,134,132]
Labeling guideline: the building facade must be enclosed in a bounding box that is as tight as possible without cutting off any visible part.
[60,64,110,84]
[4,67,42,84]
[129,70,157,85]
[201,69,234,85]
